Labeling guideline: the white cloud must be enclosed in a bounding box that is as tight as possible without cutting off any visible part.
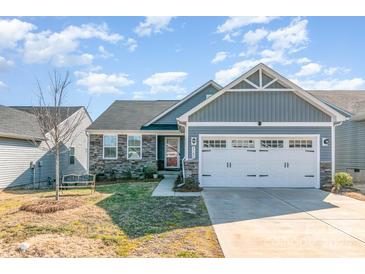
[0,19,36,50]
[0,56,14,71]
[324,66,350,76]
[98,46,113,59]
[53,53,94,67]
[211,51,229,64]
[217,16,277,34]
[134,17,173,37]
[0,80,8,90]
[23,23,123,66]
[296,57,311,64]
[143,71,188,94]
[132,91,145,99]
[267,18,308,52]
[292,78,365,90]
[215,18,311,85]
[214,59,260,85]
[295,62,322,77]
[243,28,268,45]
[124,38,138,52]
[75,71,134,94]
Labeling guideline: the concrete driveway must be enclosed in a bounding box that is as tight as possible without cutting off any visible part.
[203,188,365,257]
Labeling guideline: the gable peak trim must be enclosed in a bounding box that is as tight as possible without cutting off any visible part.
[143,80,222,126]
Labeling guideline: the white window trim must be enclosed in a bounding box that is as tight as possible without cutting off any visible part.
[103,134,118,160]
[127,134,142,160]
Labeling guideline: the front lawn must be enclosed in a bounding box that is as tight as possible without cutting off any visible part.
[0,182,223,258]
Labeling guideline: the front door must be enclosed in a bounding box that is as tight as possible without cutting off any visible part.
[165,137,180,169]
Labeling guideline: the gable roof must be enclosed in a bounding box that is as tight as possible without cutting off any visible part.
[12,106,83,121]
[87,100,178,130]
[0,105,43,140]
[12,106,84,132]
[143,80,222,126]
[178,63,347,122]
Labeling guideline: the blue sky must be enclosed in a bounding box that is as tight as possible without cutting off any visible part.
[0,16,365,119]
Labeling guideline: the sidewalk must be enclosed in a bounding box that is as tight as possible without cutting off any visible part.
[152,175,201,197]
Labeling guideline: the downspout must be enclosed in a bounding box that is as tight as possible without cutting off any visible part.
[177,120,187,181]
[86,131,90,174]
[332,120,344,182]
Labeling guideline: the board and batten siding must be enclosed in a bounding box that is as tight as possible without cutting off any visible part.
[189,91,331,122]
[0,137,55,188]
[336,120,365,171]
[153,85,219,125]
[187,126,332,162]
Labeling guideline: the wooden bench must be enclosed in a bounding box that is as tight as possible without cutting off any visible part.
[61,174,96,194]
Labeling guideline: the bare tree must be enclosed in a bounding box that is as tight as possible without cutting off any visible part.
[32,71,86,201]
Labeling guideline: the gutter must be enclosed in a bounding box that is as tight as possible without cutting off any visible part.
[0,132,44,141]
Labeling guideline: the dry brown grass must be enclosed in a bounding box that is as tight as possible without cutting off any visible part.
[0,182,223,258]
[20,198,84,213]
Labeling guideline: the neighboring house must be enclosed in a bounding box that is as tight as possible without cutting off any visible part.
[0,106,92,189]
[88,63,352,188]
[309,91,365,183]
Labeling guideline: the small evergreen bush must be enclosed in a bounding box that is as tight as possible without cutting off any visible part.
[333,172,353,192]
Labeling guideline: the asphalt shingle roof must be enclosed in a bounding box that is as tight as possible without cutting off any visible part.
[88,100,178,130]
[0,106,84,140]
[0,105,43,140]
[12,106,82,122]
[309,90,365,115]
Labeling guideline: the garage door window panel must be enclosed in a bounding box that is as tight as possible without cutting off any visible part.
[232,139,255,148]
[260,140,284,148]
[289,140,313,148]
[203,140,226,148]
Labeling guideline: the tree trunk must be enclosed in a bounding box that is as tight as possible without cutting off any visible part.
[55,144,60,201]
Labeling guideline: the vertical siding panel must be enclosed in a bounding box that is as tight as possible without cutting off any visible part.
[190,90,331,122]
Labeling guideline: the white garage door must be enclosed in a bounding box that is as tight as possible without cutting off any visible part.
[200,136,319,188]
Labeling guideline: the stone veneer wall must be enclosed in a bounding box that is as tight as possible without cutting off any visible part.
[184,160,199,182]
[184,160,332,187]
[320,162,332,187]
[89,134,157,179]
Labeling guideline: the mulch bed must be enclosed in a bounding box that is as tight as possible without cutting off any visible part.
[19,198,84,214]
[321,185,365,202]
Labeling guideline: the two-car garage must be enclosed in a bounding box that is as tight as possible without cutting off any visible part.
[200,135,320,188]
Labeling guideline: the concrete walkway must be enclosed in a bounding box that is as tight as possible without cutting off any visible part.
[152,175,201,197]
[203,188,365,257]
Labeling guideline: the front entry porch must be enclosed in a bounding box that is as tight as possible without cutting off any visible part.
[157,135,185,171]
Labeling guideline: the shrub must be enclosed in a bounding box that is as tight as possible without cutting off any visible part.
[143,164,157,179]
[122,169,132,180]
[333,172,353,192]
[96,173,107,182]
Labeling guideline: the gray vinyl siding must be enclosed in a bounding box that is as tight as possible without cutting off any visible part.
[189,91,331,122]
[187,126,332,162]
[61,111,91,175]
[335,120,365,171]
[0,137,55,188]
[153,85,219,125]
[0,109,91,189]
